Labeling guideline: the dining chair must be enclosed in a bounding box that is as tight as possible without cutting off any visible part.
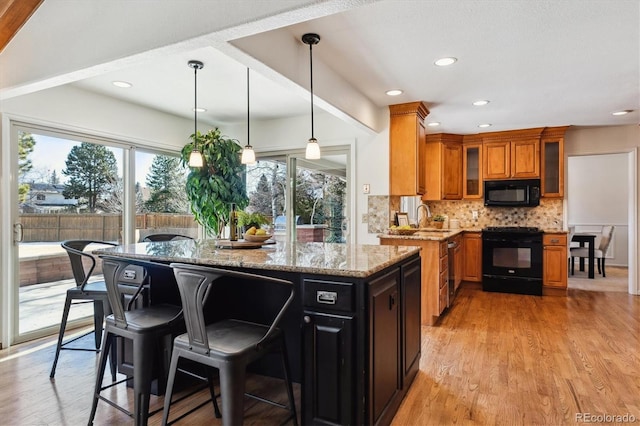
[50,240,118,379]
[567,226,576,273]
[570,225,615,277]
[162,263,298,426]
[142,234,194,242]
[88,256,184,426]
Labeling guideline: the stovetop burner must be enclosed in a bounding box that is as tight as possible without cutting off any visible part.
[483,226,540,233]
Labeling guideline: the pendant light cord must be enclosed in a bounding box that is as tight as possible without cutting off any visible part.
[194,65,198,145]
[247,67,250,145]
[309,42,314,140]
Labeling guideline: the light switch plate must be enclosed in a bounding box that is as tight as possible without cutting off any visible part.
[363,184,370,194]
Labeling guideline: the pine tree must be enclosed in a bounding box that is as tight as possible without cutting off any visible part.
[144,155,188,213]
[49,170,59,185]
[62,142,118,212]
[247,174,273,215]
[18,132,36,203]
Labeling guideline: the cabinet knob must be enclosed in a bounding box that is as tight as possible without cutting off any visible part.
[303,315,311,324]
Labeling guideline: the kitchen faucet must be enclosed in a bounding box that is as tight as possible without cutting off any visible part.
[417,203,431,228]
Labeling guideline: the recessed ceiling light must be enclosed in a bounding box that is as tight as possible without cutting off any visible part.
[427,122,440,127]
[473,100,490,106]
[112,81,132,88]
[386,89,403,96]
[612,110,632,116]
[434,57,457,66]
[478,123,492,128]
[192,107,206,113]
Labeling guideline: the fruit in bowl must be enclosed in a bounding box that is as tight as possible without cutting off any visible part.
[243,228,272,242]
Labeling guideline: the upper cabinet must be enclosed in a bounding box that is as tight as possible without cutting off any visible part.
[541,126,568,198]
[389,102,429,196]
[462,135,483,199]
[482,128,544,180]
[423,133,463,200]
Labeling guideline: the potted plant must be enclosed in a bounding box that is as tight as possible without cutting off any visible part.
[181,128,248,237]
[237,211,270,233]
[431,214,446,229]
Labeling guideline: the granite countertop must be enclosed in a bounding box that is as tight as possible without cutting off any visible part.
[377,228,466,241]
[95,239,420,278]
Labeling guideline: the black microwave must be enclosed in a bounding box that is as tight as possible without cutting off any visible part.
[484,179,540,207]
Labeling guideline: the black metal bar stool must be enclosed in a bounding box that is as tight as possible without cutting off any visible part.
[50,240,118,379]
[162,263,298,426]
[88,256,183,426]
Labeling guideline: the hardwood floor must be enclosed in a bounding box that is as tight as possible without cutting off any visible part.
[1,285,639,425]
[392,285,640,425]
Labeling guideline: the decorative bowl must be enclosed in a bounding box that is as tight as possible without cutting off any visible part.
[243,233,273,242]
[388,228,418,235]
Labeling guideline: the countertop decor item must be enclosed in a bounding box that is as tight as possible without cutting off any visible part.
[432,214,446,229]
[243,233,273,243]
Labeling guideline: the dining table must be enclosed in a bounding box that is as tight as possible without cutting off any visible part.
[571,233,596,279]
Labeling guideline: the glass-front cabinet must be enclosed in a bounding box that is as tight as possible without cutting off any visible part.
[541,126,568,198]
[463,135,483,199]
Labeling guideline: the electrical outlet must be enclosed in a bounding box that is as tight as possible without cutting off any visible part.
[363,184,370,194]
[472,210,479,220]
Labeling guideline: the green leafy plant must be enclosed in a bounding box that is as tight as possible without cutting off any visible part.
[432,214,446,222]
[237,211,270,229]
[181,128,248,237]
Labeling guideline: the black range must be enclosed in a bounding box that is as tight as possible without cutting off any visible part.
[481,226,543,296]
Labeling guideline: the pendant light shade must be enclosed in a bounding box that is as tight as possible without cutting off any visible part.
[302,33,321,160]
[188,60,204,167]
[241,67,256,165]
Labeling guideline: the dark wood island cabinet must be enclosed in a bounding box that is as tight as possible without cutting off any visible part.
[97,240,421,426]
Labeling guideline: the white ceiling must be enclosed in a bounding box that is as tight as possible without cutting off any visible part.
[3,0,639,135]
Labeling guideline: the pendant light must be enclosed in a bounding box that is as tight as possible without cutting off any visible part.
[241,67,256,165]
[188,60,204,168]
[302,33,321,160]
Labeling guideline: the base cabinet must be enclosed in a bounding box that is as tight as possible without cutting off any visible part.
[302,253,421,425]
[369,270,400,425]
[462,232,482,282]
[302,312,356,425]
[543,233,568,290]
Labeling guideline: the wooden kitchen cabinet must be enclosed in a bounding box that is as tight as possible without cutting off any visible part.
[380,237,446,325]
[462,231,482,282]
[389,101,429,196]
[463,135,483,199]
[541,126,568,198]
[482,128,544,180]
[543,233,568,290]
[424,133,463,200]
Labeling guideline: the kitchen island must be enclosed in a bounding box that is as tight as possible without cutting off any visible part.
[97,240,421,426]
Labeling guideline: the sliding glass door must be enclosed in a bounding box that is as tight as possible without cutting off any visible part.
[12,127,125,342]
[244,146,350,244]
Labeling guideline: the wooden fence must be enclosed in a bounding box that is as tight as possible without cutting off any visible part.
[20,213,198,242]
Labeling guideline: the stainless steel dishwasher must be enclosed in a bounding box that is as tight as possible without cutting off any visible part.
[447,239,457,307]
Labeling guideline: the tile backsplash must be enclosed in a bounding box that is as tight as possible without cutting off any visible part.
[367,196,564,232]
